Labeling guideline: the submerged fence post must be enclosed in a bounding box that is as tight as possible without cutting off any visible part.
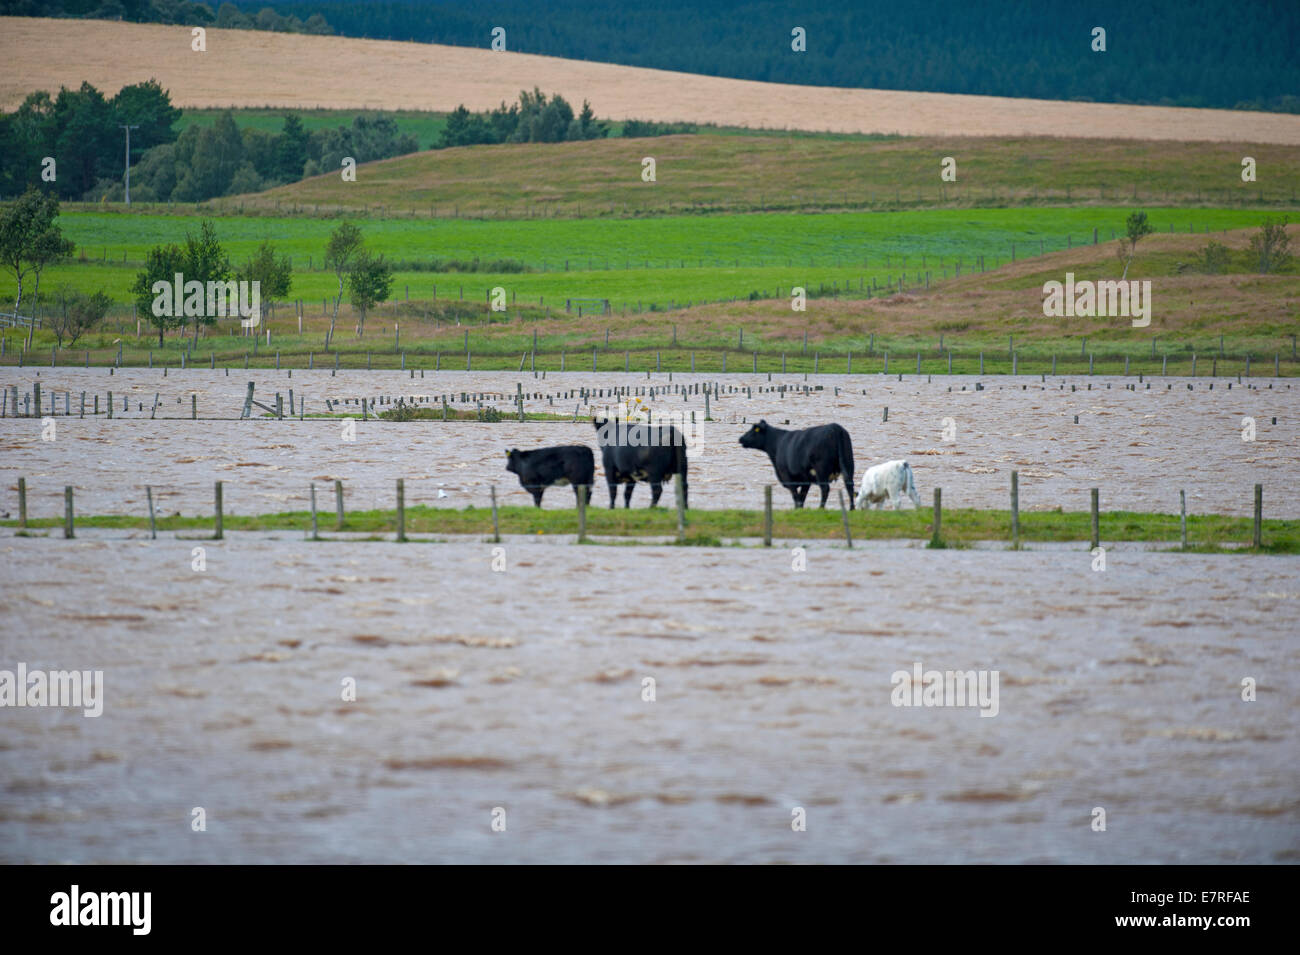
[838,489,852,549]
[1010,470,1020,548]
[335,479,345,531]
[147,485,157,540]
[64,486,74,539]
[396,478,406,542]
[214,481,224,540]
[764,485,773,547]
[1090,488,1099,550]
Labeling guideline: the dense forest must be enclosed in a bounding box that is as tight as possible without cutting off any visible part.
[249,0,1296,112]
[0,0,332,33]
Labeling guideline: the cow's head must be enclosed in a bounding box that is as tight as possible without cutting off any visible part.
[739,420,769,449]
[592,416,614,446]
[504,448,520,474]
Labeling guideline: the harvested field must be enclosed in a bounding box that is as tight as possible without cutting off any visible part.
[3,17,1299,144]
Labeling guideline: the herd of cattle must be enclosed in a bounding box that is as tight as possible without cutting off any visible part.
[504,417,921,511]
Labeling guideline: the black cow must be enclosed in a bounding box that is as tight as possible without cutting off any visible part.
[504,445,595,507]
[592,417,689,509]
[738,420,856,509]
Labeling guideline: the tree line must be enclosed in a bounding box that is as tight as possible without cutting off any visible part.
[0,0,332,35]
[0,81,417,201]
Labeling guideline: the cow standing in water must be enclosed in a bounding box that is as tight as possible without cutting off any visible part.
[856,459,921,510]
[505,446,595,507]
[593,417,689,509]
[738,420,856,509]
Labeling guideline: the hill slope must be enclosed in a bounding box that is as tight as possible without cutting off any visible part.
[2,17,1299,143]
[237,134,1300,216]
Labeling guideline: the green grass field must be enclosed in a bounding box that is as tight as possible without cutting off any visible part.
[17,206,1286,309]
[6,504,1296,552]
[176,107,451,148]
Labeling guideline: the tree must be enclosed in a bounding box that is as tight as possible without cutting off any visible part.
[1120,210,1153,279]
[51,288,111,348]
[111,79,182,154]
[1247,218,1291,274]
[348,251,392,338]
[323,221,364,347]
[181,219,231,343]
[131,241,187,346]
[238,241,292,321]
[0,188,74,327]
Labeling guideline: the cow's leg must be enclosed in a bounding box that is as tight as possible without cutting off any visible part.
[649,481,663,507]
[623,482,635,508]
[817,482,830,508]
[792,483,808,508]
[607,481,618,509]
[531,487,544,508]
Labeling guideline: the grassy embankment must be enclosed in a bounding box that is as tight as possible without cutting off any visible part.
[5,504,1296,552]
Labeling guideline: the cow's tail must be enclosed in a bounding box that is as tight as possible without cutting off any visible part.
[838,426,856,508]
[903,461,918,503]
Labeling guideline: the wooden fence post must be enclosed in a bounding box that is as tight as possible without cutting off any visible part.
[764,485,773,547]
[1090,488,1099,550]
[396,478,406,542]
[838,489,852,549]
[214,481,224,540]
[64,486,74,539]
[491,485,500,543]
[335,479,345,530]
[147,485,157,540]
[17,476,26,529]
[1253,484,1262,548]
[309,480,319,540]
[1011,470,1020,548]
[930,488,942,547]
[675,473,686,543]
[1179,489,1187,549]
[577,484,588,542]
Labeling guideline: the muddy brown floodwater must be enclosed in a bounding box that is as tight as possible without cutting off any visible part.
[0,369,1295,518]
[0,533,1296,863]
[1,368,1297,862]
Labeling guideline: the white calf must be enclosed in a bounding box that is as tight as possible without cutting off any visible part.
[855,459,920,510]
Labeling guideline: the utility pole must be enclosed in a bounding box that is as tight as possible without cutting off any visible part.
[119,124,139,206]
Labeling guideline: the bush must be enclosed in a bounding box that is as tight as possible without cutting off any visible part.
[1192,240,1232,274]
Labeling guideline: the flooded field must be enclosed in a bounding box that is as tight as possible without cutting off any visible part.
[1,368,1295,519]
[2,366,1297,862]
[0,533,1296,864]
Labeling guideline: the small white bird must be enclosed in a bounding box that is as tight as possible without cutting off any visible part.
[437,489,449,499]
